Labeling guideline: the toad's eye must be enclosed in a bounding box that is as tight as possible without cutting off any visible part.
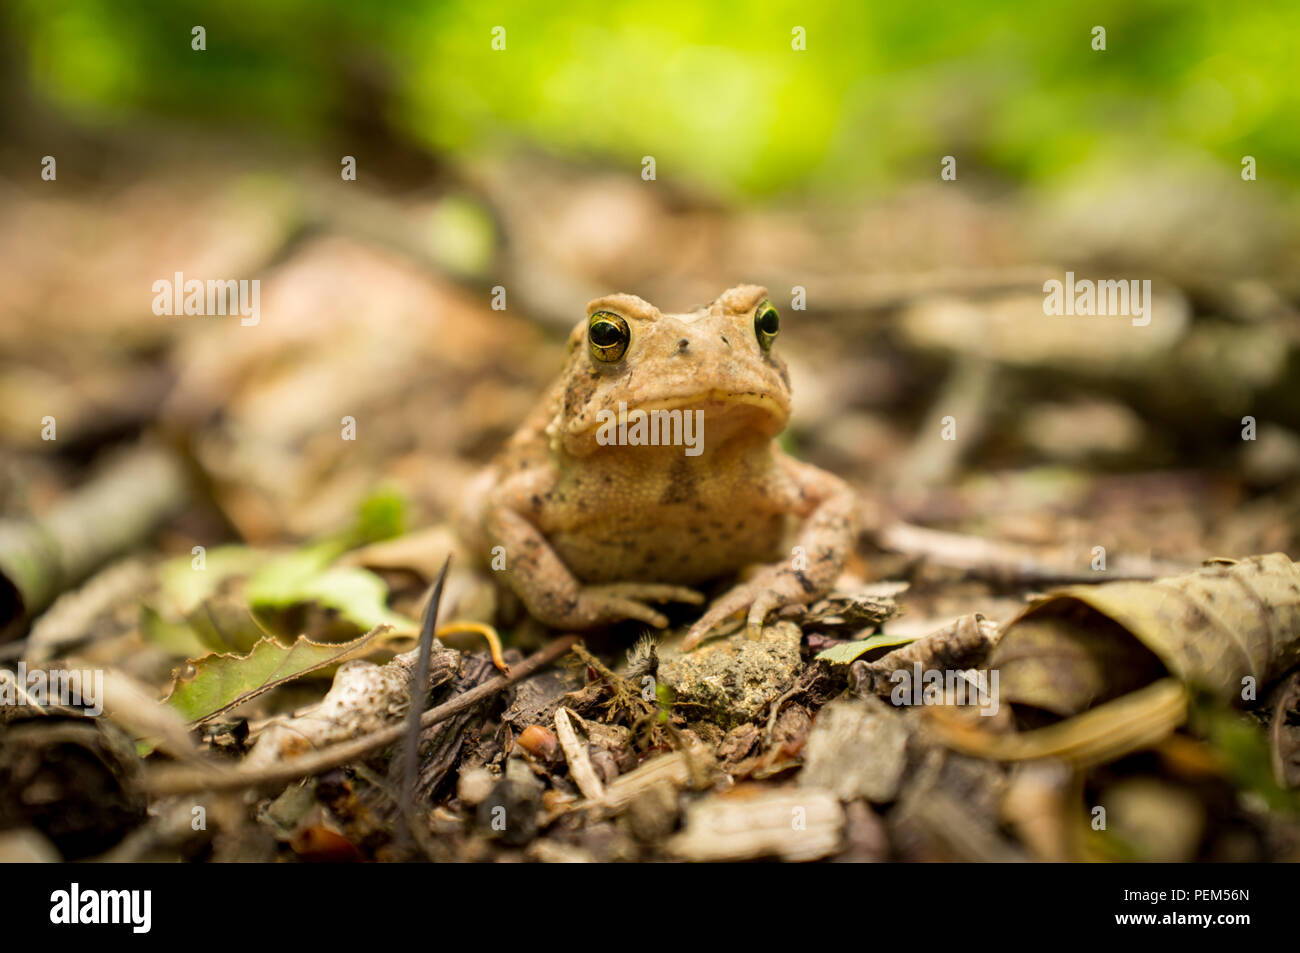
[588,311,629,363]
[754,300,779,350]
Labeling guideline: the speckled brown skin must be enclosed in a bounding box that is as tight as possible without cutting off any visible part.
[461,285,857,650]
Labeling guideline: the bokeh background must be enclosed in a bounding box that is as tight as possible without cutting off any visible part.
[2,0,1299,632]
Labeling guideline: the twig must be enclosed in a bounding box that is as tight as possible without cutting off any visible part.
[145,635,579,796]
[0,442,189,632]
[571,641,652,722]
[571,642,620,684]
[554,706,604,801]
[764,684,800,747]
[877,521,1189,584]
[777,265,1062,313]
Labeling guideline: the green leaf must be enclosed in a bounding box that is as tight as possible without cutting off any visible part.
[289,566,416,632]
[184,596,275,655]
[1192,696,1300,815]
[816,632,920,666]
[164,627,393,725]
[246,543,416,636]
[143,546,275,655]
[140,604,210,658]
[243,542,344,606]
[355,486,408,543]
[156,545,270,616]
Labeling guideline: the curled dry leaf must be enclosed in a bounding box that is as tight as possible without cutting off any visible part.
[927,678,1188,770]
[982,607,1165,717]
[992,553,1300,714]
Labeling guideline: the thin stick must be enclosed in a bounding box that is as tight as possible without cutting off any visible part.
[145,635,580,796]
[877,521,1190,584]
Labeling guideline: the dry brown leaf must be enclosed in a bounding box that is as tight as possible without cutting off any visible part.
[928,678,1188,769]
[992,553,1300,712]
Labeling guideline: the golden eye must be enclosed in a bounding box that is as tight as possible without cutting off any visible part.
[588,311,629,362]
[754,300,779,350]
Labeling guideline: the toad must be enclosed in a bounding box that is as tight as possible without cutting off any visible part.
[461,285,856,650]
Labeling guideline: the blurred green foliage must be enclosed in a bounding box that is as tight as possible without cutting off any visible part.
[12,0,1300,195]
[1191,694,1300,815]
[354,485,408,545]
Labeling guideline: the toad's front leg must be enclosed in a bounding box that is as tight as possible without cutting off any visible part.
[487,506,703,630]
[683,454,857,650]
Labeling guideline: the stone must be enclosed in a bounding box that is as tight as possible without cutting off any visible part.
[658,621,803,728]
[798,696,910,803]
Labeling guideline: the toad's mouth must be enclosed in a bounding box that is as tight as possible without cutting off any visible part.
[630,390,787,419]
[570,390,788,436]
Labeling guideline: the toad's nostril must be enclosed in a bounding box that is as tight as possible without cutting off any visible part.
[677,338,690,352]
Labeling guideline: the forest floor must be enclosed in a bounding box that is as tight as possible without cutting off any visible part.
[2,144,1300,862]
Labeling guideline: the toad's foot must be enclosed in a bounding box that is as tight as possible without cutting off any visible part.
[682,566,816,651]
[562,582,704,629]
